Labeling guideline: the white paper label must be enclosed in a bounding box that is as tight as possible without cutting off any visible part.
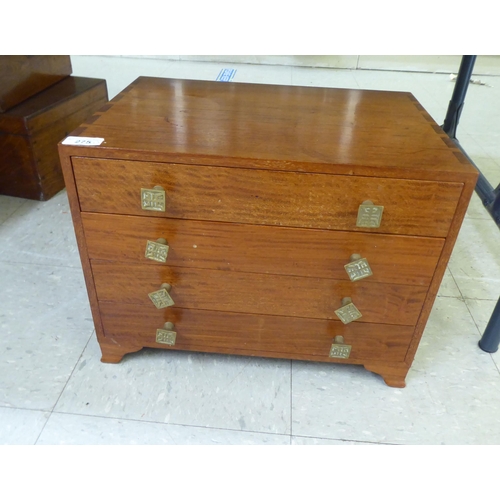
[62,136,105,146]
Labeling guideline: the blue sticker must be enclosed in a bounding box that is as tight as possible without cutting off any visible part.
[216,69,237,82]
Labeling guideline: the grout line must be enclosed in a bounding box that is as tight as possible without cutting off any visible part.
[461,297,500,377]
[43,409,293,442]
[447,266,466,302]
[33,332,93,445]
[0,404,49,414]
[462,298,485,337]
[0,199,30,226]
[0,259,83,270]
[290,433,398,445]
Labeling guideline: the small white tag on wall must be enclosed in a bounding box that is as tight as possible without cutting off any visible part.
[62,136,105,146]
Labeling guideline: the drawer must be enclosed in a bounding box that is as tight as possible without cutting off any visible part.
[82,213,444,286]
[91,262,428,325]
[99,302,415,363]
[73,157,463,237]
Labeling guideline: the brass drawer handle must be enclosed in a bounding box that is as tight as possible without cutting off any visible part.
[156,321,177,345]
[334,297,362,324]
[148,283,175,309]
[329,335,352,359]
[141,185,166,212]
[344,253,373,282]
[356,200,384,228]
[145,238,170,263]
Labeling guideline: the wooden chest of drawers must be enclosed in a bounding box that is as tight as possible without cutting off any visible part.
[58,76,477,387]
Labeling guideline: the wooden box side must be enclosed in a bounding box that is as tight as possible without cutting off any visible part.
[0,77,108,200]
[58,147,107,353]
[0,56,72,112]
[404,175,478,366]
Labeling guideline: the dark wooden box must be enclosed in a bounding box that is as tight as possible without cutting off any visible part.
[0,76,108,201]
[0,56,72,112]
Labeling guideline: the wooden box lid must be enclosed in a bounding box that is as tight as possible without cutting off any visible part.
[0,76,107,135]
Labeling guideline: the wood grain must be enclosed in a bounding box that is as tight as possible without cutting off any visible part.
[98,302,414,363]
[82,212,444,286]
[74,157,463,237]
[91,261,427,325]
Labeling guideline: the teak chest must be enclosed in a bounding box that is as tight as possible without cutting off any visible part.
[58,76,477,387]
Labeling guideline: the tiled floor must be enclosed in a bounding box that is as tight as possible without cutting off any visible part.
[1,56,500,445]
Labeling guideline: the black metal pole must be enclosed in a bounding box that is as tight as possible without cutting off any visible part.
[479,300,500,353]
[441,56,500,354]
[442,55,477,139]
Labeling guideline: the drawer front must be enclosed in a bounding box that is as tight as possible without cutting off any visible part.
[91,262,427,325]
[73,157,463,237]
[99,302,415,362]
[82,213,444,286]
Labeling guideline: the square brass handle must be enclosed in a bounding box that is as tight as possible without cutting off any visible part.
[145,238,169,263]
[148,283,174,309]
[141,186,166,212]
[344,253,373,282]
[356,200,384,228]
[334,297,362,324]
[156,322,176,345]
[329,335,352,359]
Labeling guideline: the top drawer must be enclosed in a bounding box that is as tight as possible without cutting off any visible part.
[72,157,463,237]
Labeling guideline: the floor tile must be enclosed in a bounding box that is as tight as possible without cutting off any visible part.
[291,67,359,89]
[455,133,491,158]
[180,55,359,69]
[0,190,81,268]
[37,412,290,445]
[351,69,427,93]
[467,134,500,164]
[160,60,293,86]
[0,407,49,444]
[0,262,94,410]
[291,436,381,445]
[229,63,292,86]
[469,156,500,188]
[455,81,500,138]
[291,297,500,444]
[466,191,494,220]
[448,217,500,300]
[357,55,463,74]
[464,298,500,371]
[0,195,26,224]
[465,298,498,334]
[437,268,462,298]
[55,336,291,434]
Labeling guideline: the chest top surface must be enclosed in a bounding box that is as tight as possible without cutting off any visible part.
[61,76,477,182]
